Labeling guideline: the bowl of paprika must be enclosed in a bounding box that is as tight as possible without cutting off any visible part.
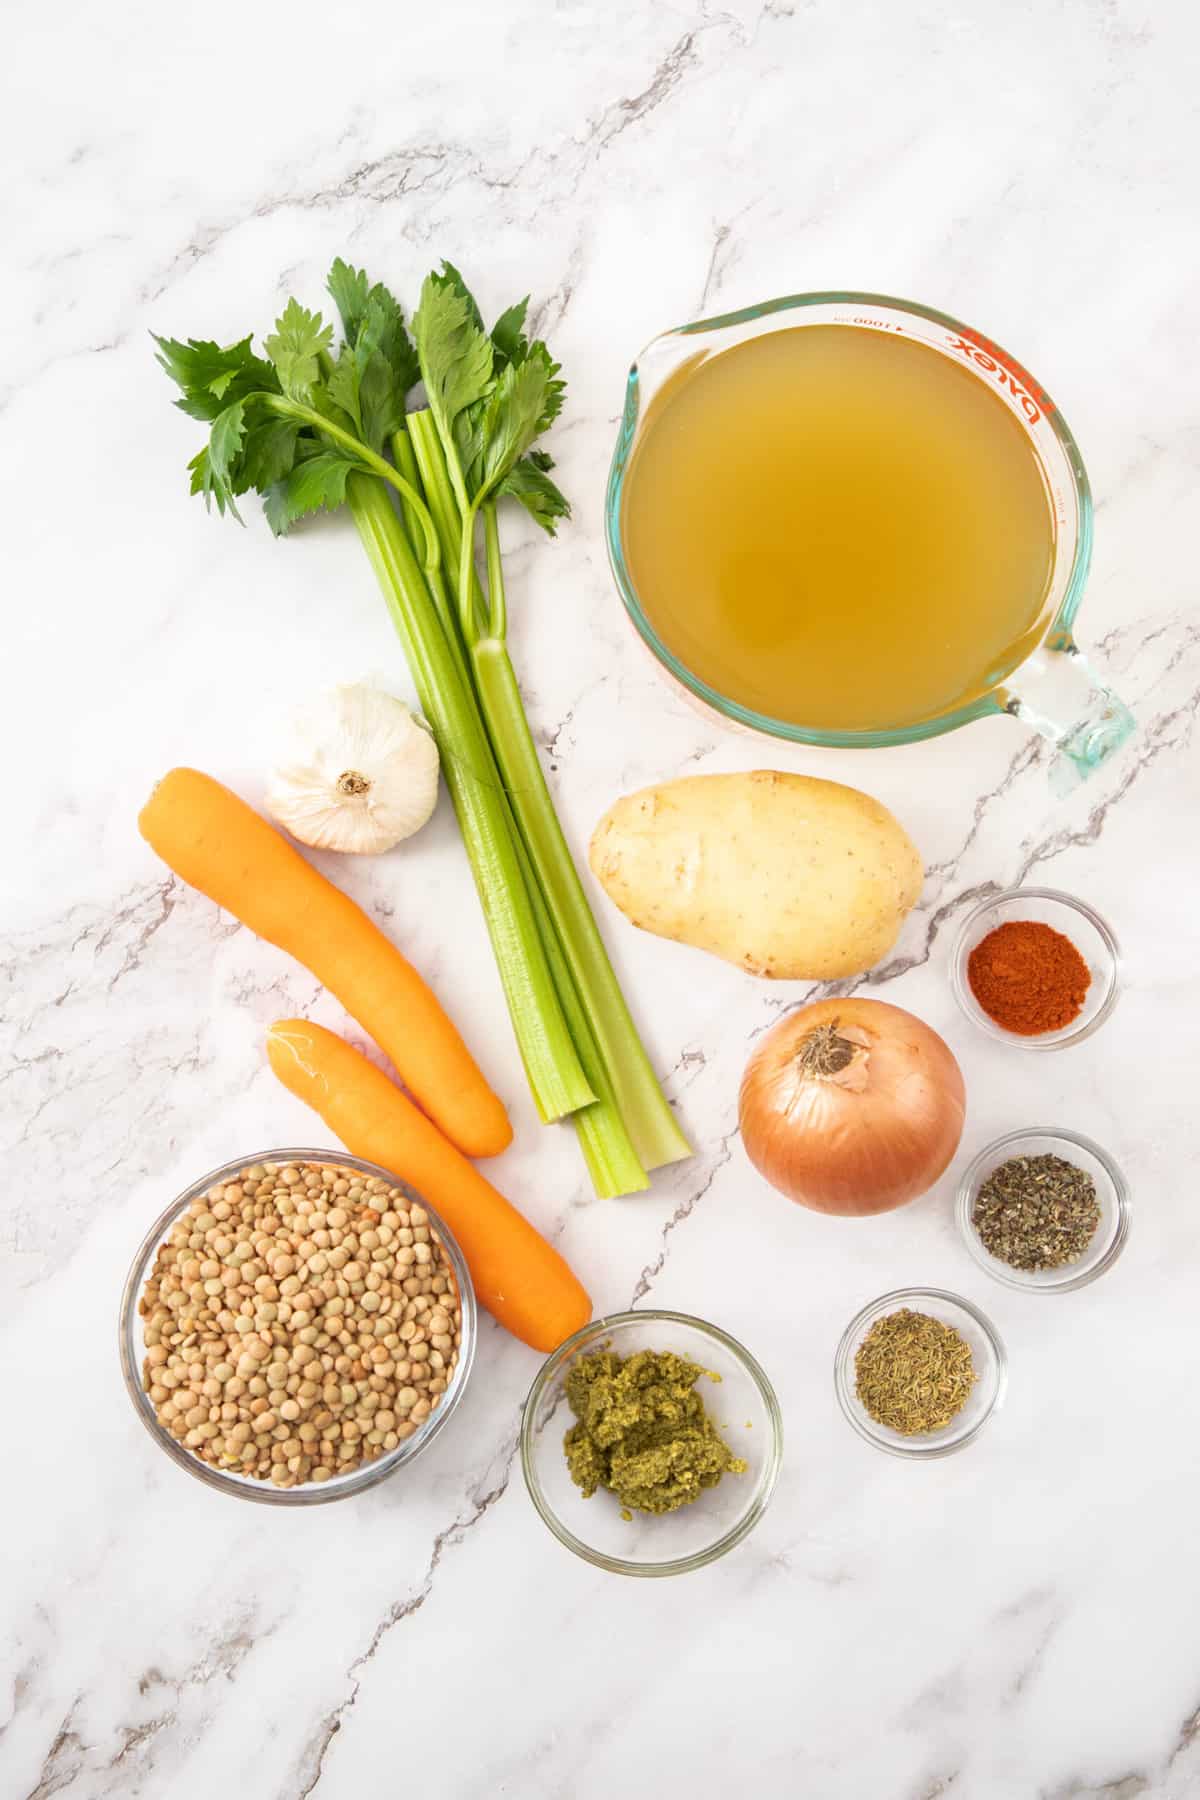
[951,887,1120,1049]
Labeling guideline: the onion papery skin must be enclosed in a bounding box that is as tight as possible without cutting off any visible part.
[738,998,966,1216]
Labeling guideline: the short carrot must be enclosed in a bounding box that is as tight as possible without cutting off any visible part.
[139,768,511,1159]
[266,1019,591,1353]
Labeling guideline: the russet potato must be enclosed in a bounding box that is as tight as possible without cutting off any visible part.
[589,770,923,980]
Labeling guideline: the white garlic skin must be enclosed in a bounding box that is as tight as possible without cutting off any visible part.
[265,684,441,855]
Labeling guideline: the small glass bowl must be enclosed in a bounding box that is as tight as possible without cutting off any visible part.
[521,1311,782,1577]
[834,1288,1006,1459]
[951,887,1120,1048]
[957,1126,1131,1294]
[119,1147,477,1505]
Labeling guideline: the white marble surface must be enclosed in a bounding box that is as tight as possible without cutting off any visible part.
[4,2,1199,1795]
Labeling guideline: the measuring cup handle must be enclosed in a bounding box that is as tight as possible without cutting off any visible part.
[1003,636,1135,795]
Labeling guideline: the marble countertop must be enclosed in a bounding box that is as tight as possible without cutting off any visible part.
[5,2,1199,1796]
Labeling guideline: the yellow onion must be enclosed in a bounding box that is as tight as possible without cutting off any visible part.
[738,998,965,1216]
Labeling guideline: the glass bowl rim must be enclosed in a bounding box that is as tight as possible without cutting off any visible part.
[950,885,1121,1049]
[955,1125,1132,1293]
[603,287,1093,749]
[520,1308,783,1577]
[118,1145,478,1505]
[833,1285,1007,1460]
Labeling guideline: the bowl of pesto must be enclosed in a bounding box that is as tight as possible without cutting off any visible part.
[520,1310,783,1576]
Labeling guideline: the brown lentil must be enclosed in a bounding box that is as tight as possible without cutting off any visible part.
[138,1160,464,1487]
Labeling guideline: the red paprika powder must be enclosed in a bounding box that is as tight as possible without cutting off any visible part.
[966,919,1091,1035]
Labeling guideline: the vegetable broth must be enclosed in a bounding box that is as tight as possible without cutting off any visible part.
[620,325,1057,732]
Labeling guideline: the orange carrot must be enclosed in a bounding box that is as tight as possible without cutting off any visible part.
[266,1019,591,1353]
[139,768,511,1159]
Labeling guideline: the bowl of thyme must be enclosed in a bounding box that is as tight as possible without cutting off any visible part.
[957,1127,1131,1294]
[834,1288,1006,1458]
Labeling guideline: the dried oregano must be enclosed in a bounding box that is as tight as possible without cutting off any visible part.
[973,1153,1100,1271]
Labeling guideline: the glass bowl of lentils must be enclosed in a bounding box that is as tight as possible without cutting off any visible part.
[119,1148,476,1503]
[957,1126,1131,1294]
[834,1288,1006,1459]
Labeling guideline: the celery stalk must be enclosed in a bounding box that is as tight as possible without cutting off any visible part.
[347,474,594,1124]
[511,809,650,1197]
[397,423,652,1192]
[404,404,691,1176]
[471,584,691,1173]
[390,426,437,591]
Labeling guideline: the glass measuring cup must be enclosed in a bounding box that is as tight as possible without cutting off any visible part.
[605,293,1133,790]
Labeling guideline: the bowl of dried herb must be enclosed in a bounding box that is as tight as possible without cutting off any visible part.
[957,1127,1131,1294]
[834,1288,1006,1458]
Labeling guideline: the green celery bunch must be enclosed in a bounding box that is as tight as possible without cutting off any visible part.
[155,259,691,1195]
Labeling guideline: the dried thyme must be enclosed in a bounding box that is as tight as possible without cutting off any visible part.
[972,1153,1100,1271]
[854,1309,977,1435]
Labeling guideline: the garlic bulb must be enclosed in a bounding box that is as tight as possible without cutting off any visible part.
[265,684,440,854]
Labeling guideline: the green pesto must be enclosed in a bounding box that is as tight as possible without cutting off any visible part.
[563,1348,747,1516]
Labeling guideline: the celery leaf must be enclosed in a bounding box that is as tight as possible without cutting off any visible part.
[265,299,333,402]
[326,346,364,434]
[154,333,278,422]
[490,298,531,368]
[497,453,570,534]
[263,450,357,537]
[438,261,486,333]
[326,267,419,451]
[326,258,372,343]
[522,340,565,433]
[240,416,302,489]
[478,358,553,493]
[364,288,419,403]
[208,400,246,488]
[413,272,495,459]
[187,444,241,521]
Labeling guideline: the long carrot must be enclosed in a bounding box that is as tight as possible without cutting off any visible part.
[266,1019,591,1353]
[139,768,511,1159]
